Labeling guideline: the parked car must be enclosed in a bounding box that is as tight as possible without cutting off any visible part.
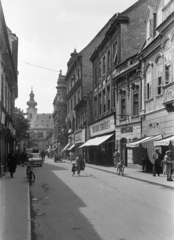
[28,153,42,167]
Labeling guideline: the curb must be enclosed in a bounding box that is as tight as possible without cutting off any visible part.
[27,183,31,240]
[86,165,174,190]
[62,159,174,190]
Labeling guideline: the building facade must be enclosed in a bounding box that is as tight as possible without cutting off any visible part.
[139,0,174,163]
[0,2,18,175]
[27,89,54,151]
[64,14,117,159]
[52,70,67,154]
[88,0,155,166]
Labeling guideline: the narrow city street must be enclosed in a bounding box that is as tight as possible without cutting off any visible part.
[30,159,174,240]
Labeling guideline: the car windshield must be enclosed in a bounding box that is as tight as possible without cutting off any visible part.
[30,153,40,158]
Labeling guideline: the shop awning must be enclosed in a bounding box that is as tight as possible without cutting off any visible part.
[67,144,75,151]
[79,134,113,148]
[141,135,162,164]
[154,135,174,147]
[126,136,152,148]
[51,147,57,151]
[62,143,70,152]
[46,148,51,153]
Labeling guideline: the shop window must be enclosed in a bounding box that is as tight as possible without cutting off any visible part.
[133,93,139,116]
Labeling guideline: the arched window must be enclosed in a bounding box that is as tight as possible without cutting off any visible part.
[164,39,172,84]
[145,65,152,100]
[156,57,163,95]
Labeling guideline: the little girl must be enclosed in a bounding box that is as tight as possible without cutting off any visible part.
[71,161,77,176]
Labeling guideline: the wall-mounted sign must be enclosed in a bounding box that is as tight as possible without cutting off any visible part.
[121,126,133,134]
[75,129,85,144]
[90,115,115,137]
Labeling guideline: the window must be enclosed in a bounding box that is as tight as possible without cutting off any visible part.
[78,90,81,102]
[99,61,101,79]
[133,93,139,116]
[146,66,152,100]
[107,86,110,111]
[71,98,73,110]
[157,57,163,95]
[164,50,172,84]
[94,96,97,117]
[146,19,153,39]
[121,98,126,119]
[157,1,163,26]
[113,42,118,64]
[94,67,98,85]
[103,89,106,113]
[74,95,76,107]
[99,93,102,115]
[103,55,106,75]
[107,50,111,72]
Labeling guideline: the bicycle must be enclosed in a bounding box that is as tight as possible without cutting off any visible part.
[26,163,35,185]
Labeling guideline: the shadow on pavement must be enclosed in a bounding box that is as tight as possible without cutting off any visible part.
[30,163,103,240]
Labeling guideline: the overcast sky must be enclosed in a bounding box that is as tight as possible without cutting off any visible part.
[2,0,137,113]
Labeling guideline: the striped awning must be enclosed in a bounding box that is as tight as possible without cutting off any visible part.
[141,135,162,164]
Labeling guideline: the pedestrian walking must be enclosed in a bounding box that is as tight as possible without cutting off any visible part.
[76,154,83,176]
[161,150,174,181]
[152,148,162,176]
[113,149,120,168]
[7,151,17,178]
[71,161,77,176]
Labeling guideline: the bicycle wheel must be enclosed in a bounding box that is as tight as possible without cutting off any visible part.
[29,172,35,185]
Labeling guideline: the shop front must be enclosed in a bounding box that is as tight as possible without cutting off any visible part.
[116,123,141,168]
[81,115,115,165]
[73,129,85,159]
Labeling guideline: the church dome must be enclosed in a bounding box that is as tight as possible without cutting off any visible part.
[27,89,37,107]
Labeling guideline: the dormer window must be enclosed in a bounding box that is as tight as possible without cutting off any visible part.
[146,18,153,39]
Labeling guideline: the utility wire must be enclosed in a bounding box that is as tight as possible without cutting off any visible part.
[19,60,59,72]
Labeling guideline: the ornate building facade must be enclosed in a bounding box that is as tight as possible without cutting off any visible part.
[27,89,54,151]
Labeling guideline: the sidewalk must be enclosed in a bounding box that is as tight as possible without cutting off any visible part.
[0,165,31,240]
[63,159,174,190]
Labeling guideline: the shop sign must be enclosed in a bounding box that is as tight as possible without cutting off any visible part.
[90,115,115,137]
[121,126,133,134]
[164,85,174,103]
[75,129,85,144]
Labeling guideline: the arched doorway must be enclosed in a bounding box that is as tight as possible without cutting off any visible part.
[120,138,127,166]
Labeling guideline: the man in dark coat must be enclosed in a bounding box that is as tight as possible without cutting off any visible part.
[7,151,17,178]
[153,148,162,176]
